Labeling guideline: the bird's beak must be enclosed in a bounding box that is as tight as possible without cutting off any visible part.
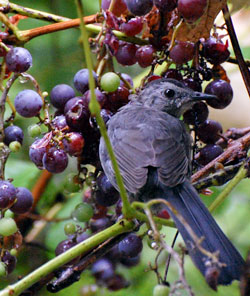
[191,92,217,101]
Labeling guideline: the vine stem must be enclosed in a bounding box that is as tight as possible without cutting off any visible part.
[75,0,132,218]
[0,219,135,296]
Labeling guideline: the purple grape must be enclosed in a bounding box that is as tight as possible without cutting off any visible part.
[100,109,113,125]
[5,47,32,73]
[96,173,120,206]
[183,77,202,91]
[178,0,207,23]
[163,69,183,80]
[73,69,98,94]
[29,138,47,169]
[125,0,153,16]
[205,79,233,109]
[202,37,230,65]
[4,125,24,145]
[154,0,177,12]
[120,73,134,89]
[91,258,115,281]
[90,217,113,233]
[118,233,143,258]
[10,187,33,214]
[120,17,143,36]
[101,0,128,16]
[62,132,84,157]
[115,41,137,66]
[169,41,195,64]
[15,90,43,118]
[120,255,140,267]
[50,84,75,109]
[76,232,89,244]
[135,45,155,68]
[197,119,223,144]
[107,274,129,291]
[55,239,76,256]
[183,101,208,125]
[106,86,130,112]
[198,144,224,165]
[43,147,68,173]
[84,89,107,109]
[52,115,68,130]
[0,180,16,209]
[2,251,16,274]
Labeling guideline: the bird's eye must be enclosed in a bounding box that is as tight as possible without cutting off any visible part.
[164,89,175,98]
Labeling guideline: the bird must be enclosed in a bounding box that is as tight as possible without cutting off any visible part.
[99,78,244,289]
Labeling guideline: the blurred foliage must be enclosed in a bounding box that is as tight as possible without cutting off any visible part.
[0,1,249,296]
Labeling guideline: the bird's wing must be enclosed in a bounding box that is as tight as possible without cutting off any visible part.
[99,105,190,193]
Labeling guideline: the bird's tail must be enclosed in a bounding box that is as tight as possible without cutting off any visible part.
[163,180,244,288]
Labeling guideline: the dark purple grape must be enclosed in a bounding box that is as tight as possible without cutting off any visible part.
[10,187,33,214]
[154,0,177,12]
[2,251,16,274]
[183,77,202,91]
[115,42,137,66]
[120,17,143,36]
[101,0,128,16]
[15,90,43,118]
[5,47,32,73]
[64,97,90,131]
[205,79,233,109]
[29,138,47,169]
[107,274,129,291]
[198,144,224,165]
[135,45,155,68]
[118,233,143,258]
[100,109,113,125]
[4,125,24,145]
[178,0,207,23]
[73,69,98,94]
[52,115,68,130]
[125,0,153,16]
[197,119,223,144]
[50,84,75,109]
[202,37,230,65]
[62,132,84,157]
[84,89,107,109]
[169,42,195,64]
[183,102,209,125]
[147,75,162,82]
[43,147,68,173]
[106,86,130,112]
[96,173,120,206]
[76,232,89,244]
[55,239,76,256]
[90,217,113,233]
[0,181,16,209]
[120,255,140,267]
[91,258,115,281]
[163,69,183,80]
[120,73,134,89]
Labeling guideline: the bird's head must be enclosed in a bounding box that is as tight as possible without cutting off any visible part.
[135,78,217,118]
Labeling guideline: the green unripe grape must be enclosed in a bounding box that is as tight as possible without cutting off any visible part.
[4,209,14,219]
[72,203,94,222]
[0,262,7,277]
[63,173,80,193]
[153,284,170,296]
[100,72,120,92]
[64,222,76,235]
[10,249,17,256]
[0,218,18,236]
[28,124,41,138]
[9,141,21,152]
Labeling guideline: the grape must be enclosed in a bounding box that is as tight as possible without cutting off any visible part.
[90,217,112,233]
[163,69,183,80]
[125,0,153,16]
[101,72,121,92]
[0,262,7,277]
[106,86,130,112]
[169,42,195,64]
[120,255,140,267]
[5,47,32,73]
[84,89,107,108]
[100,109,113,125]
[118,233,143,257]
[43,147,68,173]
[183,77,202,92]
[15,90,43,118]
[50,84,75,109]
[115,41,137,66]
[205,79,233,109]
[177,0,207,23]
[29,138,47,169]
[154,0,177,12]
[0,217,18,236]
[4,209,14,219]
[202,37,230,65]
[135,45,155,68]
[91,258,115,281]
[107,274,129,291]
[120,17,143,36]
[55,239,76,256]
[101,0,128,16]
[9,141,21,152]
[64,223,76,235]
[74,69,98,94]
[120,73,134,89]
[197,119,223,144]
[198,144,224,165]
[147,75,162,82]
[96,173,120,206]
[28,124,41,138]
[157,209,170,219]
[4,125,24,146]
[2,251,17,274]
[153,284,170,296]
[52,115,68,130]
[183,102,209,125]
[72,202,94,222]
[64,97,90,131]
[10,187,33,214]
[0,180,16,209]
[62,132,84,157]
[76,232,89,244]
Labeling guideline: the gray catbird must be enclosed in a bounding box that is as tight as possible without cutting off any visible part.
[99,78,244,288]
